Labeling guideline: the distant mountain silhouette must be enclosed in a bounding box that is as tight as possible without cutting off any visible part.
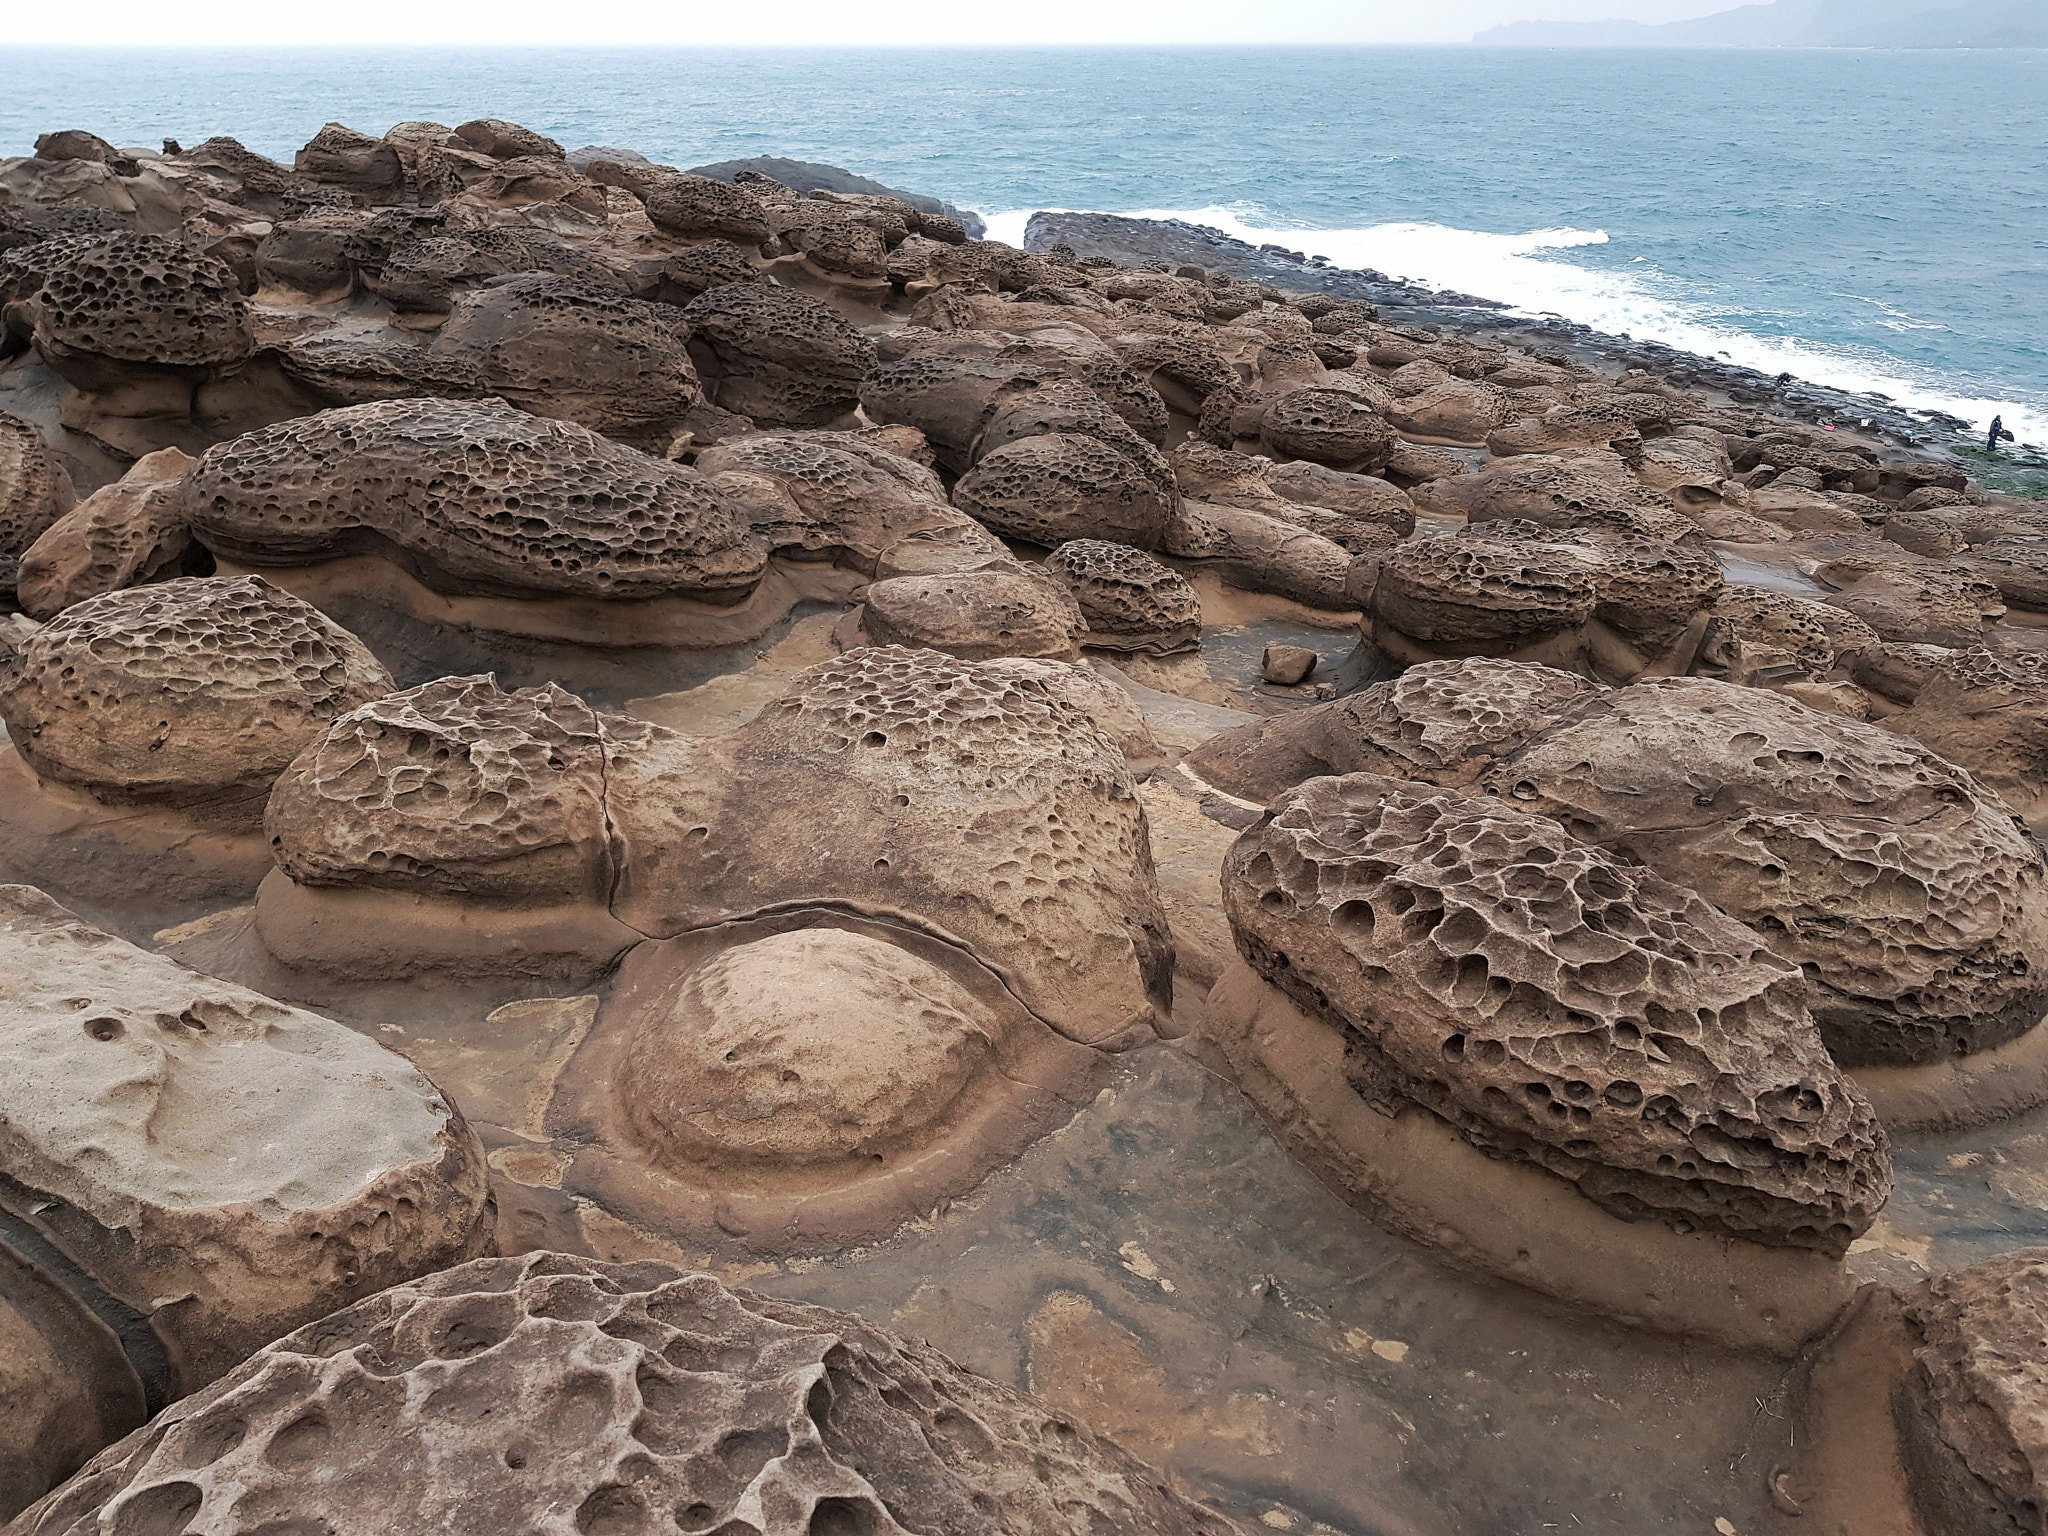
[1476,0,2048,47]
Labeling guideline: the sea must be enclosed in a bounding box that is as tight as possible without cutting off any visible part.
[5,45,2045,450]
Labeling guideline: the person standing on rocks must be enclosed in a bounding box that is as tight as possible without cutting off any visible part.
[1990,415,2005,453]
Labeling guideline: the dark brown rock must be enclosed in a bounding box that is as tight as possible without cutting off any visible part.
[681,282,876,427]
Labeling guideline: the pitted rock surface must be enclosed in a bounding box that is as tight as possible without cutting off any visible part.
[172,399,766,601]
[275,336,488,407]
[610,647,1173,1048]
[661,240,763,297]
[13,448,196,620]
[642,173,775,243]
[8,233,252,381]
[267,675,625,903]
[1482,677,2048,1066]
[1259,388,1396,472]
[1895,1250,2048,1536]
[1221,775,1890,1254]
[1374,532,1597,643]
[0,577,391,810]
[1432,456,1695,541]
[429,275,702,445]
[1700,586,1884,679]
[1866,646,2048,832]
[692,432,956,572]
[1184,657,1596,804]
[0,883,494,1402]
[1261,460,1416,535]
[953,432,1177,551]
[681,282,876,427]
[1043,540,1201,653]
[3,1253,1241,1536]
[367,228,628,315]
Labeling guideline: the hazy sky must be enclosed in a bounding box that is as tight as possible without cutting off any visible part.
[5,0,1741,47]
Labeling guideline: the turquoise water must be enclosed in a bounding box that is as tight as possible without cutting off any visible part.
[5,45,2045,444]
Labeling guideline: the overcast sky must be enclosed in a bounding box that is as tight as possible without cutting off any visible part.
[4,0,1742,46]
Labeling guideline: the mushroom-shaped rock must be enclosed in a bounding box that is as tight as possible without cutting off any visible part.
[953,432,1177,550]
[1893,1250,2048,1536]
[692,430,956,572]
[680,282,876,427]
[2,1253,1243,1536]
[1044,539,1201,653]
[1183,657,1596,804]
[1219,774,1890,1255]
[641,173,774,243]
[6,233,251,393]
[1482,677,2048,1067]
[1374,532,1597,645]
[172,399,766,602]
[0,886,494,1513]
[0,411,74,594]
[608,647,1173,1048]
[0,576,390,812]
[428,275,701,448]
[859,568,1087,662]
[1259,388,1396,472]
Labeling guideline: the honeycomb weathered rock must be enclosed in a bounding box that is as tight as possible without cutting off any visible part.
[681,282,876,427]
[693,431,957,572]
[860,569,1087,662]
[13,449,196,620]
[171,398,766,601]
[954,432,1177,551]
[1221,774,1890,1254]
[266,675,622,903]
[1183,657,1596,804]
[1483,677,2048,1066]
[1258,388,1396,473]
[1043,539,1201,653]
[4,1253,1242,1536]
[0,576,391,811]
[7,232,252,389]
[0,412,74,593]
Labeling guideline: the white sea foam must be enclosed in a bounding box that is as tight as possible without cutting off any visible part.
[977,204,2047,449]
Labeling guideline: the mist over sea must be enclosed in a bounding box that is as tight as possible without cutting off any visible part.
[6,45,2043,445]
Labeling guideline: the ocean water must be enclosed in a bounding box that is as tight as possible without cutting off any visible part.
[5,45,2045,447]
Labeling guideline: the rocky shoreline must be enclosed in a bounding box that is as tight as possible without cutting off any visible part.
[1023,208,2039,473]
[5,115,2048,1536]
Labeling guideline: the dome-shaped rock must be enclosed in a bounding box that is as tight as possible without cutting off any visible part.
[1220,774,1890,1255]
[1044,539,1201,653]
[680,282,876,427]
[1481,677,2048,1066]
[0,576,391,812]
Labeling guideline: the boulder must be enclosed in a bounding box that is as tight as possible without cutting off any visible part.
[1483,677,2048,1067]
[1862,646,2048,833]
[692,430,958,572]
[1183,657,1596,804]
[3,233,251,395]
[170,399,766,603]
[954,432,1177,550]
[0,886,494,1515]
[859,568,1086,661]
[0,576,390,813]
[294,122,404,193]
[429,274,701,448]
[1,1253,1242,1536]
[15,448,196,621]
[365,227,628,316]
[1258,388,1395,473]
[1894,1250,2048,1536]
[680,282,876,428]
[1261,459,1416,535]
[1043,539,1202,653]
[1220,774,1890,1254]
